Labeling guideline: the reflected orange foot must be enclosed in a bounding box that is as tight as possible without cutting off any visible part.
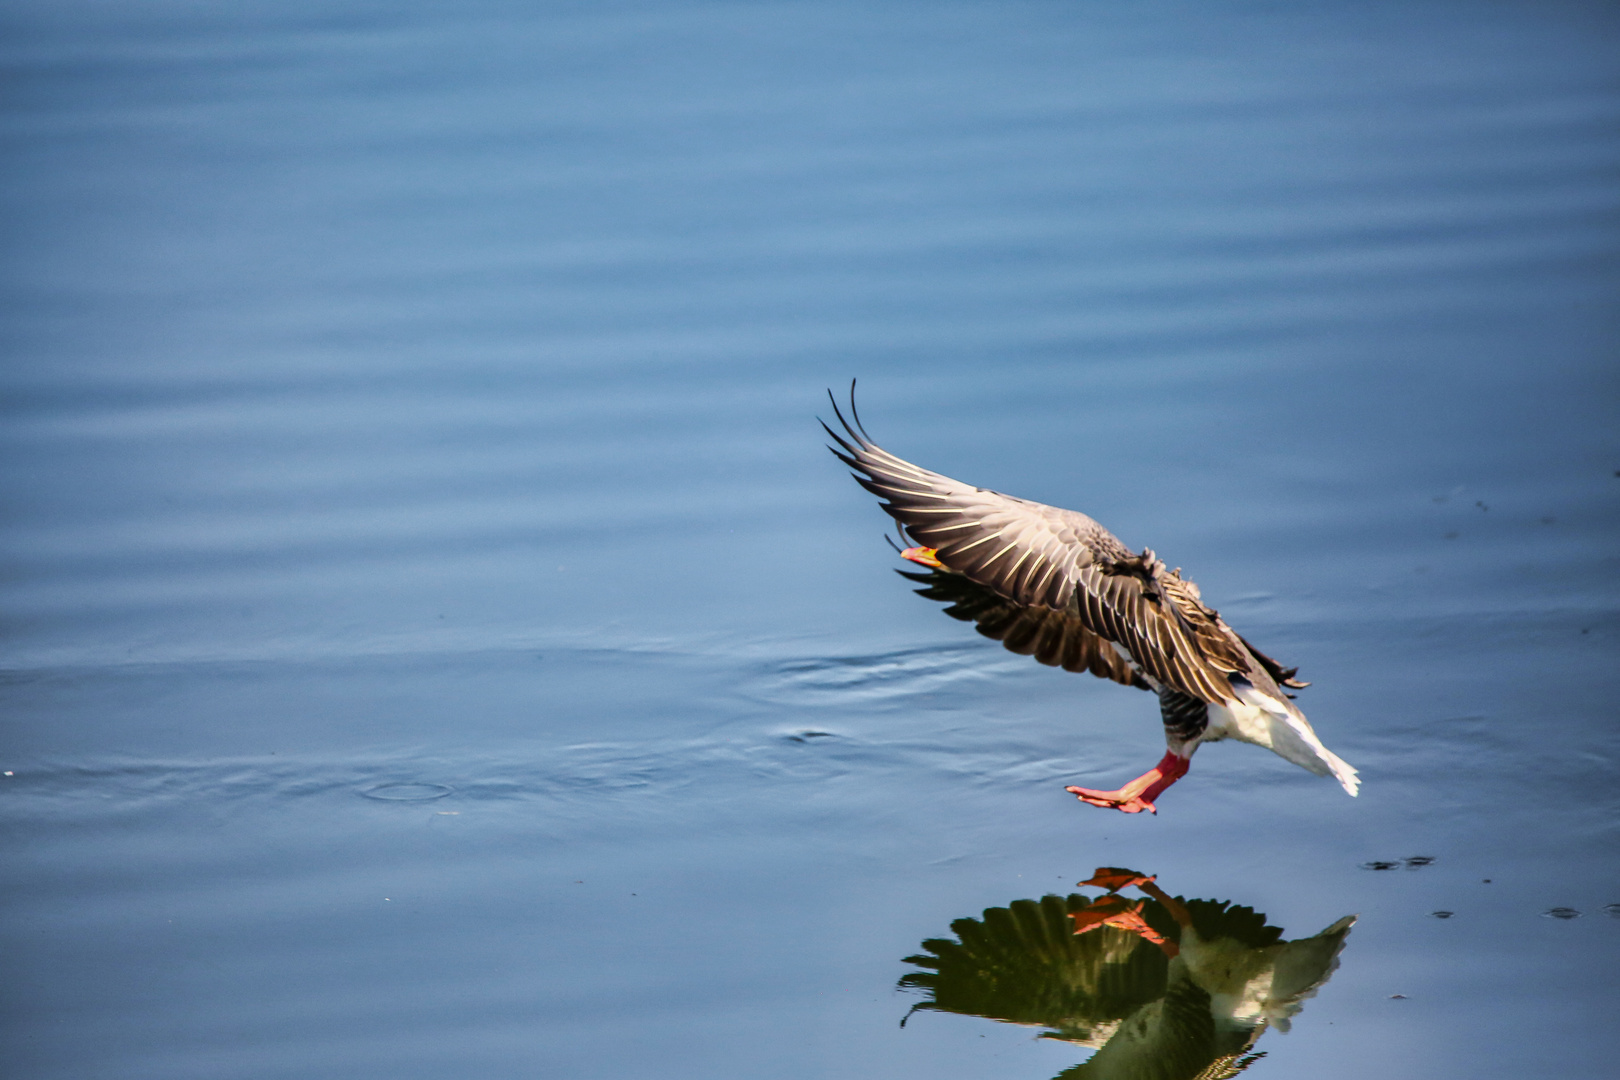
[1073,865,1192,938]
[1079,868,1157,893]
[1069,894,1175,953]
[1066,751,1190,815]
[1070,895,1144,934]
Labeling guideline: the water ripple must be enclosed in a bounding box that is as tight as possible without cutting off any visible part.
[1,727,1100,827]
[738,643,1021,707]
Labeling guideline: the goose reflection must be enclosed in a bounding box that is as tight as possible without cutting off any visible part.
[900,868,1354,1079]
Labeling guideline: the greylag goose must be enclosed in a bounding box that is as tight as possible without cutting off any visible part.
[824,389,1358,814]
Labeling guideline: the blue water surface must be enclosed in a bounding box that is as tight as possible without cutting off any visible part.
[3,2,1617,1077]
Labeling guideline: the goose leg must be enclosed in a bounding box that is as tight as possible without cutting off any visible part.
[1066,751,1189,814]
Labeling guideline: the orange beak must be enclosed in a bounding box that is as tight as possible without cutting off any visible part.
[900,546,945,569]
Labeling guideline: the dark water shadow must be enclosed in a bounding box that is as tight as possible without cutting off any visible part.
[900,866,1353,1079]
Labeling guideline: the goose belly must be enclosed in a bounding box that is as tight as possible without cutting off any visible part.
[1201,699,1280,748]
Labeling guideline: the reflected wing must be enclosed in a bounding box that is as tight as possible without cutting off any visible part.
[825,391,1251,703]
[898,893,1171,1039]
[898,568,1149,690]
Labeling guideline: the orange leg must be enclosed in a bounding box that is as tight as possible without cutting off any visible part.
[1066,751,1190,815]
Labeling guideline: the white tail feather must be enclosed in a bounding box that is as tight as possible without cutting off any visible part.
[1212,684,1361,797]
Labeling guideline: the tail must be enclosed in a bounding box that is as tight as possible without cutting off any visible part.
[1314,745,1361,798]
[1232,683,1360,797]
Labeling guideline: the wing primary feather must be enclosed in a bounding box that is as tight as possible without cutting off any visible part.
[847,380,877,445]
[862,446,936,479]
[943,530,1004,556]
[824,390,940,483]
[869,485,952,500]
[874,459,938,484]
[827,447,861,470]
[1030,558,1063,603]
[1002,547,1034,588]
[820,419,863,458]
[826,390,870,451]
[982,539,1022,569]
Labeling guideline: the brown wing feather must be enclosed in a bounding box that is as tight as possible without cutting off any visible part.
[898,568,1150,689]
[827,391,1254,704]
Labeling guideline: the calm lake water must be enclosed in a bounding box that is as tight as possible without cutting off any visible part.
[3,2,1617,1077]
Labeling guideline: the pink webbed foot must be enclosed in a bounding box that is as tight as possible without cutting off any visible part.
[1066,787,1161,814]
[1066,751,1190,815]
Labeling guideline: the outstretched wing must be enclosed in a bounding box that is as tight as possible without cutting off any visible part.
[898,567,1150,690]
[824,390,1257,704]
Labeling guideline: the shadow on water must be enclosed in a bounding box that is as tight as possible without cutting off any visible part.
[900,866,1354,1079]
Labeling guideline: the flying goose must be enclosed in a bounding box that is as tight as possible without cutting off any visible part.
[823,389,1358,814]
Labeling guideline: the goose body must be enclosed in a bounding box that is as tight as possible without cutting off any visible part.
[824,391,1357,813]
